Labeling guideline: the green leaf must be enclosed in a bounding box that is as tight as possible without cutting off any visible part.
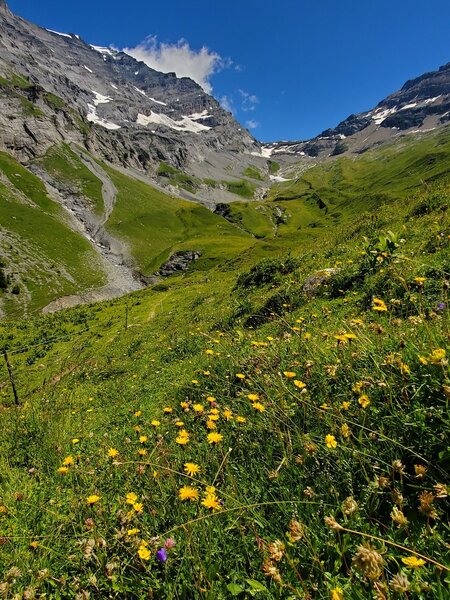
[245,578,268,592]
[227,583,244,596]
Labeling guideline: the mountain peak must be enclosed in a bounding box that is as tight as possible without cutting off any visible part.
[0,1,9,10]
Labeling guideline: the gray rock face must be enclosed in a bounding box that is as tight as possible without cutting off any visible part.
[0,4,258,172]
[155,250,202,277]
[264,62,450,159]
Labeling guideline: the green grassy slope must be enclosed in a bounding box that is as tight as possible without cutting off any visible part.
[0,164,449,597]
[0,152,105,317]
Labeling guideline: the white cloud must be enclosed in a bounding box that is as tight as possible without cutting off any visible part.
[239,89,259,112]
[246,119,260,130]
[123,36,224,94]
[219,95,235,114]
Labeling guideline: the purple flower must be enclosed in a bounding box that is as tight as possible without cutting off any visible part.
[156,548,167,562]
[437,302,445,311]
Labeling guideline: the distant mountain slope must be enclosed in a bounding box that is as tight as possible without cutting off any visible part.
[264,62,450,159]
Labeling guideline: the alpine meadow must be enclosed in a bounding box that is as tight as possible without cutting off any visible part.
[0,1,449,598]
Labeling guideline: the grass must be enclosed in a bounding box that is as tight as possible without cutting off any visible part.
[157,162,201,193]
[35,144,104,215]
[224,179,256,199]
[0,157,449,597]
[243,166,264,181]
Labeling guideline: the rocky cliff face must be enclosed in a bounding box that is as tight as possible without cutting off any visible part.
[0,2,258,172]
[264,62,450,159]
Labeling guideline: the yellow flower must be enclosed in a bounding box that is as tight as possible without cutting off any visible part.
[341,401,351,410]
[184,462,201,477]
[175,420,184,427]
[325,434,337,449]
[247,393,260,401]
[208,414,219,421]
[180,401,189,409]
[176,433,190,445]
[414,277,426,284]
[57,466,69,474]
[330,588,344,600]
[133,502,144,513]
[205,349,214,355]
[86,494,101,505]
[30,541,39,549]
[134,411,142,417]
[63,455,74,466]
[178,486,199,501]
[163,407,173,413]
[283,371,296,378]
[201,494,221,510]
[206,420,217,429]
[401,556,426,569]
[207,432,223,444]
[107,448,119,458]
[358,394,370,408]
[206,396,216,403]
[137,448,147,456]
[71,438,80,444]
[252,402,265,412]
[191,379,199,385]
[236,373,245,379]
[304,332,311,339]
[418,355,428,365]
[138,545,151,560]
[139,435,148,444]
[294,380,306,389]
[341,423,351,439]
[372,298,388,312]
[210,408,219,415]
[126,492,138,505]
[236,416,246,423]
[428,348,446,364]
[223,409,233,420]
[193,404,204,413]
[127,528,140,536]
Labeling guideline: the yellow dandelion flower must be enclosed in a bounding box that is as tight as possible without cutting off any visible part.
[71,438,80,444]
[205,349,214,355]
[236,416,246,423]
[247,393,260,401]
[63,455,74,466]
[125,492,138,505]
[57,466,69,474]
[86,494,101,505]
[184,462,201,477]
[139,435,148,444]
[137,448,147,456]
[401,556,426,569]
[210,408,219,414]
[138,545,151,560]
[134,411,142,417]
[325,434,337,449]
[252,402,265,412]
[176,434,190,445]
[191,379,199,385]
[163,407,173,413]
[127,528,140,536]
[283,371,296,378]
[206,420,217,429]
[151,420,161,427]
[201,494,221,510]
[30,541,39,549]
[358,394,370,408]
[418,356,428,365]
[175,420,184,427]
[341,401,351,410]
[223,409,233,420]
[429,348,446,364]
[180,401,189,409]
[304,332,312,339]
[178,486,199,501]
[341,423,351,438]
[208,414,219,421]
[133,502,144,513]
[207,396,216,403]
[134,425,141,432]
[414,277,426,284]
[294,380,306,389]
[107,448,119,458]
[330,588,344,600]
[372,298,388,311]
[236,373,245,379]
[193,404,204,413]
[207,432,223,444]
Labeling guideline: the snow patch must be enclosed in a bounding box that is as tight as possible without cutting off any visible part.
[189,110,213,120]
[110,84,118,90]
[250,146,274,158]
[136,111,211,133]
[422,95,441,105]
[86,104,121,130]
[400,102,417,111]
[92,90,112,106]
[47,29,72,39]
[91,45,114,56]
[83,65,93,73]
[133,86,147,97]
[371,106,397,125]
[270,174,291,182]
[148,96,167,106]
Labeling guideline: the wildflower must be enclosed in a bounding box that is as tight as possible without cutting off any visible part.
[176,432,190,445]
[236,416,246,423]
[107,448,119,458]
[247,393,260,401]
[293,380,306,389]
[236,373,245,379]
[325,434,337,449]
[434,483,448,498]
[206,420,217,429]
[207,432,223,444]
[330,588,344,600]
[358,394,370,408]
[30,541,39,549]
[193,404,204,413]
[164,537,176,549]
[342,496,358,515]
[201,494,221,510]
[392,459,405,475]
[341,401,351,410]
[163,407,173,413]
[287,519,304,542]
[372,298,388,312]
[137,448,147,456]
[206,396,216,403]
[134,411,141,417]
[126,493,138,505]
[268,540,285,561]
[57,466,69,474]
[414,277,426,284]
[262,559,282,583]
[428,348,446,364]
[175,420,184,427]
[156,547,168,562]
[418,355,428,365]
[252,402,265,412]
[414,464,427,479]
[205,349,214,355]
[63,456,75,466]
[178,486,199,501]
[191,379,199,385]
[139,435,148,444]
[401,556,426,569]
[71,438,80,444]
[151,420,160,427]
[86,495,101,505]
[138,544,151,560]
[391,507,408,527]
[133,503,143,513]
[184,462,201,477]
[283,371,296,378]
[127,528,140,536]
[390,573,410,593]
[418,491,437,518]
[352,544,384,580]
[223,409,233,420]
[180,401,189,409]
[324,516,343,530]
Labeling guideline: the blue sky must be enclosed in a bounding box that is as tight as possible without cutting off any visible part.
[8,0,450,141]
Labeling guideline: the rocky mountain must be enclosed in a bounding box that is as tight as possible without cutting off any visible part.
[0,1,258,181]
[264,61,450,159]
